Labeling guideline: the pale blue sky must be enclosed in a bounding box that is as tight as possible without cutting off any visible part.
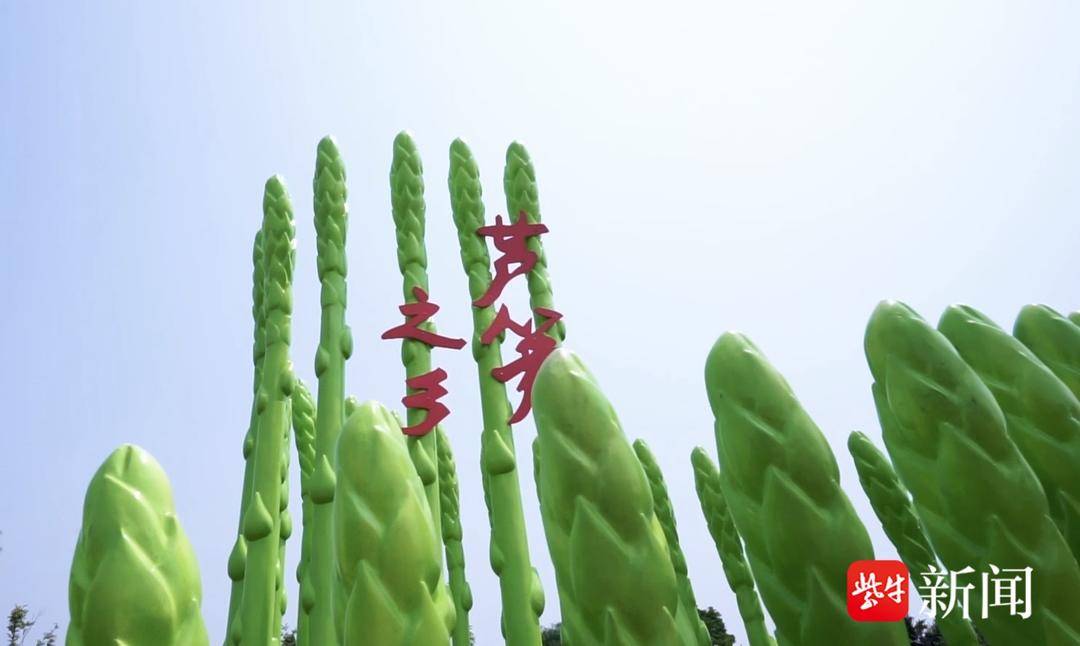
[2,2,1079,644]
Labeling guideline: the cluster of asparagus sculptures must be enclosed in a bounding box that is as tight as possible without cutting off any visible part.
[64,133,1080,646]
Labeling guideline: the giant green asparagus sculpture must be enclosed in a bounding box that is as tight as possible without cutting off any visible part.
[846,431,979,646]
[226,229,267,644]
[240,175,296,646]
[633,440,711,646]
[389,131,444,532]
[1014,304,1080,400]
[504,142,564,344]
[705,333,907,646]
[689,448,772,646]
[533,348,683,645]
[447,138,544,644]
[333,401,455,645]
[68,444,209,646]
[866,300,1080,644]
[292,380,317,646]
[309,136,351,646]
[939,304,1080,563]
[437,426,474,646]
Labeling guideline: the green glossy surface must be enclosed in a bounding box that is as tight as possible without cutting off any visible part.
[333,401,455,645]
[437,427,474,646]
[1014,304,1080,401]
[533,348,682,646]
[705,333,907,646]
[240,175,296,646]
[866,301,1080,644]
[291,380,317,646]
[68,445,209,646]
[847,431,979,646]
[940,304,1080,564]
[310,136,350,646]
[633,440,711,646]
[690,448,772,646]
[448,138,543,644]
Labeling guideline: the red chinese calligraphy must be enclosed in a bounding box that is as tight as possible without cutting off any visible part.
[382,286,467,350]
[473,212,549,308]
[401,368,451,436]
[481,306,563,424]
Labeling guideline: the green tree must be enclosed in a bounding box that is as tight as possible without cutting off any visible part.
[540,623,563,646]
[696,607,735,646]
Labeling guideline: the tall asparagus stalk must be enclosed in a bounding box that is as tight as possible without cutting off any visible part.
[689,448,772,646]
[240,175,296,646]
[388,131,443,532]
[68,445,209,646]
[633,440,711,646]
[504,142,565,343]
[291,380,317,646]
[846,431,979,646]
[1069,311,1080,327]
[226,229,266,644]
[1013,304,1080,400]
[437,426,473,646]
[533,348,683,645]
[333,401,455,644]
[866,300,1080,644]
[705,332,908,646]
[940,304,1080,563]
[447,138,544,644]
[308,136,350,646]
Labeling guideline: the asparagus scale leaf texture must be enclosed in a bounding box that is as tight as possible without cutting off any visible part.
[1014,304,1080,401]
[291,380,317,646]
[704,333,908,646]
[866,301,1080,644]
[447,138,544,644]
[533,347,683,645]
[690,448,773,646]
[436,426,474,646]
[633,440,712,646]
[68,445,209,646]
[846,431,979,646]
[333,401,455,645]
[503,142,564,343]
[310,135,350,646]
[940,304,1080,563]
[240,175,296,646]
[389,131,443,529]
[226,229,267,644]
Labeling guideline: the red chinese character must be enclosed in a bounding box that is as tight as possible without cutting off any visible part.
[382,286,466,350]
[481,306,563,424]
[401,368,451,436]
[473,213,549,308]
[847,560,909,622]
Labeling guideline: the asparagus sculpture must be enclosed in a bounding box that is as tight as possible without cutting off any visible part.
[533,348,683,645]
[333,401,455,644]
[939,304,1080,562]
[68,445,209,646]
[1014,304,1080,400]
[690,448,772,646]
[436,426,474,646]
[225,230,266,644]
[704,332,908,646]
[633,440,712,646]
[308,136,351,646]
[388,131,444,529]
[240,175,296,646]
[291,380,318,646]
[846,431,979,646]
[447,138,544,644]
[866,300,1080,644]
[504,142,564,343]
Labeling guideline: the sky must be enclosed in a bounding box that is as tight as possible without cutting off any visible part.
[2,1,1080,644]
